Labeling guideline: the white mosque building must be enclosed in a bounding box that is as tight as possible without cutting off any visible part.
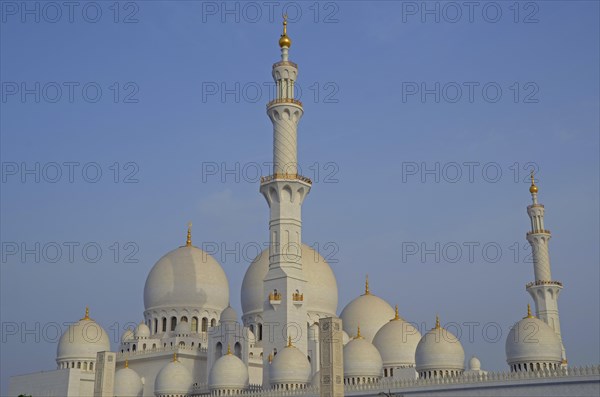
[8,18,600,397]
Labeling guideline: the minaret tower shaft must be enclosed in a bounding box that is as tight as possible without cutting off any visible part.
[259,16,311,387]
[525,172,566,363]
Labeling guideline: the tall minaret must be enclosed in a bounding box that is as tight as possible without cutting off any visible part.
[525,171,566,363]
[259,15,311,387]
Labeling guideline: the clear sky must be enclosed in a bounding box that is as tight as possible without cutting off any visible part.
[1,1,599,393]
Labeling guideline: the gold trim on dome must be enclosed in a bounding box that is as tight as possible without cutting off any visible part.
[364,275,370,295]
[227,344,232,355]
[354,325,363,339]
[186,222,192,247]
[529,170,538,194]
[287,336,293,347]
[81,306,90,321]
[278,14,292,48]
[173,352,178,362]
[125,359,128,368]
[393,305,400,321]
[524,304,534,319]
[435,315,441,329]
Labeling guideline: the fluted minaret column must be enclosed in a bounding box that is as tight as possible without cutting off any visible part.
[259,16,311,388]
[525,172,566,364]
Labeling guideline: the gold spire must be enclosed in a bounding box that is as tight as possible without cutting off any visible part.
[186,222,192,247]
[268,353,273,363]
[355,325,362,339]
[364,275,370,295]
[435,315,440,329]
[124,359,128,368]
[525,303,534,319]
[287,336,293,347]
[529,170,538,194]
[278,14,292,48]
[81,306,90,320]
[173,352,178,362]
[227,344,232,355]
[393,305,400,321]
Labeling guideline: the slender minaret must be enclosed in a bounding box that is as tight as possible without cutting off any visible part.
[259,15,311,387]
[525,171,566,363]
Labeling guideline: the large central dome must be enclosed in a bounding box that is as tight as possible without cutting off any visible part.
[144,245,229,312]
[241,244,338,322]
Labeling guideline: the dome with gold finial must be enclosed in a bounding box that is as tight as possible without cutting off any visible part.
[343,326,384,381]
[373,305,422,367]
[415,315,465,377]
[505,305,562,371]
[154,353,193,397]
[269,337,311,388]
[56,307,111,368]
[279,14,292,48]
[339,275,395,342]
[114,360,143,397]
[209,344,249,391]
[144,224,229,316]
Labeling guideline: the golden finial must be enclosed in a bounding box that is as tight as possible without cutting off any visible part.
[529,170,538,194]
[435,315,441,329]
[393,305,400,321]
[186,222,192,247]
[173,352,178,362]
[227,344,232,355]
[525,304,534,319]
[124,359,128,368]
[81,306,90,320]
[278,14,292,48]
[364,275,370,295]
[288,336,293,347]
[355,325,362,339]
[268,353,273,363]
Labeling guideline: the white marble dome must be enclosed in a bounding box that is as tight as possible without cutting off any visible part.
[154,357,193,396]
[270,342,312,385]
[174,320,191,335]
[220,305,238,323]
[506,311,562,367]
[339,280,395,342]
[469,356,481,371]
[209,351,249,390]
[121,328,134,343]
[415,319,465,373]
[343,330,383,378]
[56,309,111,364]
[144,245,229,312]
[373,310,422,366]
[134,322,150,339]
[241,244,338,320]
[114,363,143,397]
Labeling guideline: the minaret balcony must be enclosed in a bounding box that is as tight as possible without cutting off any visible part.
[292,293,304,306]
[526,229,551,236]
[267,98,303,108]
[526,280,563,288]
[260,173,312,185]
[269,292,282,309]
[273,60,298,69]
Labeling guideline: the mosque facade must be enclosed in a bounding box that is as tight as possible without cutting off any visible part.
[8,18,600,397]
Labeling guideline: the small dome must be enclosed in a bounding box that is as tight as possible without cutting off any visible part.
[114,363,143,397]
[270,342,311,385]
[209,351,249,390]
[134,322,150,339]
[469,356,481,371]
[154,356,193,396]
[121,328,135,343]
[57,308,111,364]
[220,306,238,323]
[144,245,229,313]
[241,245,338,320]
[373,311,421,367]
[415,318,465,373]
[174,320,191,335]
[506,310,562,366]
[341,330,350,345]
[343,330,383,378]
[339,278,394,342]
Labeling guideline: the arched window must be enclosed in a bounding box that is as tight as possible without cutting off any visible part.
[154,318,158,334]
[249,324,254,334]
[211,318,216,327]
[162,317,167,332]
[202,317,208,332]
[215,342,223,363]
[143,343,147,350]
[192,317,199,332]
[152,343,157,350]
[170,316,177,331]
[132,344,136,352]
[179,341,185,347]
[89,363,93,371]
[258,323,263,341]
[234,342,242,358]
[181,316,188,323]
[77,362,81,369]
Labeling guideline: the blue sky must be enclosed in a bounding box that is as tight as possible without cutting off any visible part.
[1,0,599,393]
